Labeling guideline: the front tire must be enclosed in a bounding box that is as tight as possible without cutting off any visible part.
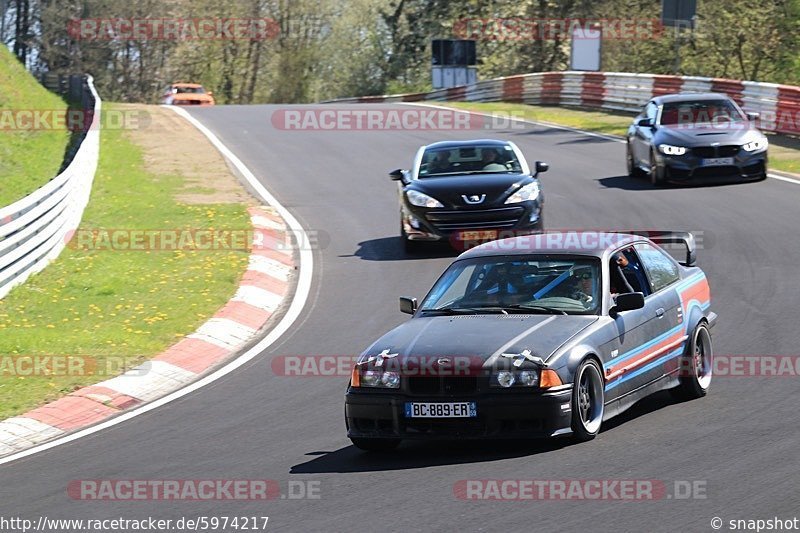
[627,143,644,177]
[671,323,713,400]
[571,359,605,441]
[649,149,665,186]
[401,220,422,253]
[350,438,401,451]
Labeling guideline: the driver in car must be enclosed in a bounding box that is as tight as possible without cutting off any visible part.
[567,269,595,304]
[428,151,452,174]
[546,268,595,306]
[481,148,507,172]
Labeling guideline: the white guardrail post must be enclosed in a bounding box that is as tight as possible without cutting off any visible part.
[0,75,101,300]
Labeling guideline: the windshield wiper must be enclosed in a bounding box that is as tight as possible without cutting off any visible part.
[422,306,509,315]
[427,170,519,177]
[503,304,568,316]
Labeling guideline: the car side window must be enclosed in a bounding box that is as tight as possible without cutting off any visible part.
[610,246,652,297]
[645,102,658,122]
[634,243,680,292]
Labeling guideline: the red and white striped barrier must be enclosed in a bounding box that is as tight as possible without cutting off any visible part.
[327,71,800,136]
[0,206,295,457]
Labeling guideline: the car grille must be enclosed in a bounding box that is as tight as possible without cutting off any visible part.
[402,419,488,437]
[407,376,479,396]
[424,207,524,231]
[691,166,740,178]
[692,145,740,158]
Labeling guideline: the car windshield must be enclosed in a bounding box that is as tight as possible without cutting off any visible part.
[419,256,601,315]
[175,86,206,94]
[419,144,523,177]
[659,99,745,127]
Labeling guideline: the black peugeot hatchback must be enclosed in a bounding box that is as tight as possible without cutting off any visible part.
[390,139,549,252]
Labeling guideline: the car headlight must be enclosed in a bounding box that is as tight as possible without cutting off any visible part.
[504,182,540,204]
[742,138,768,152]
[658,144,686,155]
[351,367,400,389]
[519,370,539,387]
[407,190,443,208]
[491,369,540,388]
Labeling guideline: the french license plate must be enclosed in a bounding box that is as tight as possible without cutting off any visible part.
[702,157,734,166]
[404,402,477,418]
[456,230,498,241]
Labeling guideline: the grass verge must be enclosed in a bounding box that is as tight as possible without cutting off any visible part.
[439,101,800,176]
[0,46,72,206]
[0,104,252,419]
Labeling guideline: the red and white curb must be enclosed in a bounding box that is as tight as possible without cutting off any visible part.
[0,206,295,458]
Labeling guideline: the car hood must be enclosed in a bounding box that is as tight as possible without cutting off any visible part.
[361,314,597,368]
[409,174,531,207]
[656,125,760,146]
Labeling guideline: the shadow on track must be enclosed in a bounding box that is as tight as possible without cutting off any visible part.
[290,438,569,474]
[598,174,766,191]
[345,237,457,262]
[599,390,685,434]
[555,135,618,146]
[291,391,685,474]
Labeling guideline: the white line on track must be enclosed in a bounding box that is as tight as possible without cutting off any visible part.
[401,102,800,186]
[0,106,315,466]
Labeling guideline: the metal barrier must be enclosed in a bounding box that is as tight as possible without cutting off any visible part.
[0,75,101,300]
[326,71,800,136]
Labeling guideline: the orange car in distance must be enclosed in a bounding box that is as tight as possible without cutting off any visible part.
[160,83,215,106]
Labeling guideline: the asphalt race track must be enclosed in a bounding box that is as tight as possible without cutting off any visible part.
[2,104,800,532]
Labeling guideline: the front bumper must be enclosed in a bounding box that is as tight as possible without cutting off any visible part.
[345,386,573,440]
[402,199,544,243]
[657,149,767,181]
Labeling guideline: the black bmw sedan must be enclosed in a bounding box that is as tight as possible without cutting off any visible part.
[390,139,549,251]
[626,93,768,185]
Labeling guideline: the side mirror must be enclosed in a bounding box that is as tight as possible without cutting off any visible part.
[636,117,654,128]
[535,161,549,174]
[746,112,760,122]
[207,91,214,96]
[399,296,417,315]
[610,292,645,315]
[389,169,406,181]
[684,249,697,267]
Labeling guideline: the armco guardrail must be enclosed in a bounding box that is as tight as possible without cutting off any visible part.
[327,71,800,136]
[0,75,101,300]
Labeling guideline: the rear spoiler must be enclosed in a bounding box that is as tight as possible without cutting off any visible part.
[627,230,697,267]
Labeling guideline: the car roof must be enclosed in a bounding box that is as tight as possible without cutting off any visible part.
[651,92,734,105]
[457,232,646,260]
[171,83,203,88]
[423,139,511,150]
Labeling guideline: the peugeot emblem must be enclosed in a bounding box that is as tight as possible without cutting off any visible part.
[462,194,486,205]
